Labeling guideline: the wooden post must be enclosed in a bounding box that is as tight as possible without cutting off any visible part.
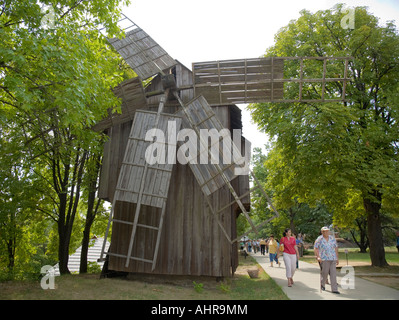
[322,58,327,101]
[299,58,304,101]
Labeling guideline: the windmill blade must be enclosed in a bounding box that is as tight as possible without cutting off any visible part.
[172,93,281,243]
[192,57,283,105]
[174,93,257,235]
[175,95,244,196]
[114,109,181,208]
[108,17,177,80]
[192,56,351,105]
[92,77,148,132]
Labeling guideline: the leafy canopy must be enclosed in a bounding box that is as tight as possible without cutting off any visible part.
[249,5,399,219]
[0,0,130,277]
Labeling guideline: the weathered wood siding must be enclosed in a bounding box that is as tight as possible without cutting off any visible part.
[92,77,147,132]
[107,164,234,276]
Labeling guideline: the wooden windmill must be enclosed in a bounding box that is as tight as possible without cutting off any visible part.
[96,15,351,277]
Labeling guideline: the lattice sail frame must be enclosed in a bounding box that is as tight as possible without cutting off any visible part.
[173,93,280,244]
[114,110,182,208]
[192,56,351,105]
[107,22,177,80]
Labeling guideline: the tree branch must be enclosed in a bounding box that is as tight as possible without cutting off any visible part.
[59,0,85,20]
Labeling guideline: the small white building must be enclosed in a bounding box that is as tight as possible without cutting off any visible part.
[53,237,110,275]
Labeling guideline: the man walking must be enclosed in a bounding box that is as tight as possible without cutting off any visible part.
[314,226,340,294]
[260,238,267,255]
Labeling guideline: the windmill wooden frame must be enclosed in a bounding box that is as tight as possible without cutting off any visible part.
[96,14,351,276]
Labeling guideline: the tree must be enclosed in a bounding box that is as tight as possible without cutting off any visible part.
[79,149,104,274]
[249,5,399,266]
[250,148,332,241]
[0,0,129,274]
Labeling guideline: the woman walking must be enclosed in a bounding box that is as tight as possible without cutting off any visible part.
[277,228,299,287]
[267,235,280,267]
[314,226,340,294]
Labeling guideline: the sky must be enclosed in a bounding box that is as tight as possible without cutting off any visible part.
[121,0,399,155]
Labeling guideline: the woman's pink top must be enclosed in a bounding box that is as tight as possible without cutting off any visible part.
[280,236,297,255]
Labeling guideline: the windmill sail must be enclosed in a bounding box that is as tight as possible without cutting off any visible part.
[176,95,243,196]
[114,110,181,208]
[108,24,177,80]
[173,93,279,242]
[192,56,351,105]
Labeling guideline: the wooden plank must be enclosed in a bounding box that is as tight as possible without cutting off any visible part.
[193,57,285,105]
[108,27,177,80]
[114,111,182,208]
[92,77,147,132]
[175,95,246,196]
[193,56,351,105]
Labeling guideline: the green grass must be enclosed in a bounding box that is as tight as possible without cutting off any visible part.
[300,246,399,274]
[301,246,399,262]
[0,254,288,300]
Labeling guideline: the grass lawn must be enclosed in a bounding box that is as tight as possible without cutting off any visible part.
[300,246,399,270]
[300,246,399,290]
[0,254,288,300]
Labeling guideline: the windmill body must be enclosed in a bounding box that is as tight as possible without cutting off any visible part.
[98,61,249,276]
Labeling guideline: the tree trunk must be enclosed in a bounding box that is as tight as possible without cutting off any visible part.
[288,208,297,235]
[6,237,15,271]
[56,150,87,274]
[58,223,71,275]
[351,217,369,253]
[57,190,71,275]
[80,227,91,274]
[363,193,388,267]
[80,153,102,274]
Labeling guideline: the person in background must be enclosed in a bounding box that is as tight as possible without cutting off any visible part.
[396,230,399,253]
[254,239,260,254]
[297,233,304,257]
[260,238,267,255]
[293,233,300,269]
[277,228,299,287]
[314,226,340,294]
[316,230,329,285]
[267,235,280,267]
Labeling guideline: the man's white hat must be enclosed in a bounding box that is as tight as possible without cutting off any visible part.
[321,226,330,232]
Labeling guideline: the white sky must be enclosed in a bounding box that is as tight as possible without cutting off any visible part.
[122,0,399,154]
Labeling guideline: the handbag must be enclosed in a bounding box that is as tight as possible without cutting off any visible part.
[279,243,284,252]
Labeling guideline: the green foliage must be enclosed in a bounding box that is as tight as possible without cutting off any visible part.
[192,281,204,293]
[86,261,102,274]
[250,147,333,241]
[248,5,399,260]
[249,4,399,225]
[0,0,130,278]
[218,281,231,293]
